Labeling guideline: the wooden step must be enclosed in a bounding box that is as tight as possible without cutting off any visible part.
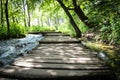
[12,61,108,70]
[0,66,115,80]
[39,36,80,43]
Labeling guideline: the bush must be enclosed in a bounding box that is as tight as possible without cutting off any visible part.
[0,26,7,40]
[0,23,26,40]
[10,23,26,38]
[26,26,55,32]
[99,18,120,44]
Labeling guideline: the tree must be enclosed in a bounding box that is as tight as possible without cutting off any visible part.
[0,0,4,27]
[5,0,10,36]
[57,0,81,37]
[26,0,31,27]
[22,0,27,27]
[72,0,93,28]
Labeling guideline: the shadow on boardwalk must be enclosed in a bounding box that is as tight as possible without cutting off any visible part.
[0,32,117,80]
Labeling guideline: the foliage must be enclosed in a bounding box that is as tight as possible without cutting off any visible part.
[57,22,76,36]
[0,26,7,40]
[72,14,89,33]
[0,0,120,77]
[100,18,120,44]
[0,0,120,44]
[26,26,55,33]
[81,0,120,44]
[84,41,120,77]
[10,23,26,38]
[0,23,26,40]
[0,1,120,79]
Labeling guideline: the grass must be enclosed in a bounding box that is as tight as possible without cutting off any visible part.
[83,41,120,78]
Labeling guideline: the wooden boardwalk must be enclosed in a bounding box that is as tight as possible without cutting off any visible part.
[0,32,116,80]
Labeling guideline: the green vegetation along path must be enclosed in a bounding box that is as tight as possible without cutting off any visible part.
[0,32,116,80]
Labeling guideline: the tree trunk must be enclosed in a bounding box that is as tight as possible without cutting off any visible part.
[40,17,43,27]
[57,0,81,37]
[22,0,27,27]
[72,0,94,28]
[12,16,15,23]
[26,1,31,27]
[5,0,10,37]
[1,0,4,27]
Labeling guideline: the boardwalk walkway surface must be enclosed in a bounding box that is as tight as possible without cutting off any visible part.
[0,32,116,80]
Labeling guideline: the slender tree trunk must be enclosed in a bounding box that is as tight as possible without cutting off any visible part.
[39,13,43,27]
[26,1,31,27]
[22,0,27,27]
[1,0,4,27]
[15,18,19,23]
[57,0,81,37]
[12,16,15,23]
[54,17,58,30]
[47,18,51,26]
[5,0,10,36]
[72,0,94,28]
[37,18,40,26]
[40,17,43,27]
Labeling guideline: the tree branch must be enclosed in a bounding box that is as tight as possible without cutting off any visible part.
[67,7,74,10]
[72,0,77,8]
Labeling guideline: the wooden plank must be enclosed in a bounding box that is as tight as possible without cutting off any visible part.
[43,33,69,36]
[12,61,108,70]
[40,36,79,42]
[0,66,112,79]
[30,51,97,57]
[30,50,97,56]
[14,58,104,65]
[27,53,97,58]
[18,56,100,61]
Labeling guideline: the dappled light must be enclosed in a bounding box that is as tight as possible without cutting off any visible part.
[47,70,57,76]
[0,0,119,79]
[11,43,106,71]
[0,33,116,80]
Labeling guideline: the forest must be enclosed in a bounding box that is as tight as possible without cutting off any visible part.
[0,0,120,79]
[0,0,120,43]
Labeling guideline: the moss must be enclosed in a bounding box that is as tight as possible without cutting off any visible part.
[83,41,120,74]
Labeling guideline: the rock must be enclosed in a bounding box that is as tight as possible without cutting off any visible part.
[0,57,14,67]
[98,52,111,63]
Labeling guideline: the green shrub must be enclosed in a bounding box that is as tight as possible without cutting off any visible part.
[27,26,55,32]
[0,23,26,40]
[99,18,120,44]
[0,26,7,40]
[10,23,26,38]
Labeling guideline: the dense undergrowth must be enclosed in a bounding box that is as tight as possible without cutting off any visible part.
[26,26,56,33]
[0,24,56,40]
[0,24,25,40]
[82,41,120,79]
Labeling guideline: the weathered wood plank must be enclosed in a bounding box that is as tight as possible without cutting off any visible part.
[12,61,108,70]
[30,50,97,56]
[0,66,113,79]
[14,59,104,65]
[39,36,80,43]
